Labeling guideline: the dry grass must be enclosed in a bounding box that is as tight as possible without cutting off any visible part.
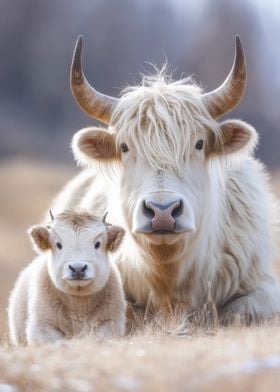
[1,158,280,392]
[1,328,280,391]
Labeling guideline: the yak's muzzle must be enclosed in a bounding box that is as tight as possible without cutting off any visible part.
[133,193,196,234]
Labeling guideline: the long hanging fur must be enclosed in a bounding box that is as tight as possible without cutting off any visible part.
[64,68,280,326]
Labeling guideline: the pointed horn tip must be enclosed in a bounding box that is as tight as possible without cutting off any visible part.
[75,35,83,53]
[49,209,55,221]
[235,35,241,45]
[234,35,245,60]
[71,36,84,83]
[102,211,109,223]
[72,39,82,65]
[233,35,246,77]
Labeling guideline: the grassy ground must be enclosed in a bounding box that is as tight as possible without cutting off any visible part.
[1,327,280,391]
[1,158,280,392]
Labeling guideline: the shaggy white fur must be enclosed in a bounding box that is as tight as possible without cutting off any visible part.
[53,71,280,325]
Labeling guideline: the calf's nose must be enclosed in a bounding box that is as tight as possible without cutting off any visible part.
[69,264,88,279]
[143,199,183,232]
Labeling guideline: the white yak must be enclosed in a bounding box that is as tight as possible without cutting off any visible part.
[50,36,280,325]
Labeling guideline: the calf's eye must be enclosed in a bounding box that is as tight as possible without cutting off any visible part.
[195,139,204,150]
[95,241,101,249]
[56,242,62,250]
[120,143,129,153]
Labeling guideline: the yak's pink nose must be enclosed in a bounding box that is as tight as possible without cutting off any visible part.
[143,200,183,232]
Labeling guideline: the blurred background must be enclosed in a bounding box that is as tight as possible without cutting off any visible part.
[1,0,280,337]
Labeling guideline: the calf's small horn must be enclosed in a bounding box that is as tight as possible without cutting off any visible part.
[49,209,55,221]
[102,211,109,224]
[70,35,118,124]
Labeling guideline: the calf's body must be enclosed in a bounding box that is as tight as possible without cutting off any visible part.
[8,211,126,345]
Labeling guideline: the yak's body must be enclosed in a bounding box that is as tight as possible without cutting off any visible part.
[50,36,280,324]
[51,136,280,323]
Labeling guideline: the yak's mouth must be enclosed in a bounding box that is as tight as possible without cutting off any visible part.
[148,230,177,235]
[133,224,195,246]
[139,229,184,246]
[134,223,191,235]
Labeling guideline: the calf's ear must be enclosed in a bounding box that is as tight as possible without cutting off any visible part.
[209,120,258,156]
[106,226,125,252]
[28,225,50,254]
[72,127,119,165]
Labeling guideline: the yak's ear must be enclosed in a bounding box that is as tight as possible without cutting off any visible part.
[209,120,258,156]
[28,225,51,254]
[72,127,119,165]
[106,226,125,252]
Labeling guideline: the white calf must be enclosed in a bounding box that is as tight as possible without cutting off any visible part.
[8,210,126,345]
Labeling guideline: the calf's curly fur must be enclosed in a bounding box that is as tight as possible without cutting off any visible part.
[8,211,126,345]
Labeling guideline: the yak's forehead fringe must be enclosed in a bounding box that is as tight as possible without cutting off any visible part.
[52,210,102,231]
[112,70,220,176]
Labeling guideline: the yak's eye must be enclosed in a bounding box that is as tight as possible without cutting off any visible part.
[95,241,101,249]
[56,242,62,250]
[120,143,129,153]
[195,139,204,150]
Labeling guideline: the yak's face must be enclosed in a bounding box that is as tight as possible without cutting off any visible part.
[70,35,256,246]
[117,126,206,245]
[72,85,257,246]
[28,213,125,296]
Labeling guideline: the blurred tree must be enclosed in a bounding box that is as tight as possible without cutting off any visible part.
[0,0,279,166]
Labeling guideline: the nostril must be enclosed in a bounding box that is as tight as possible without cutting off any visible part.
[81,265,87,272]
[172,200,183,219]
[69,265,75,272]
[143,201,155,219]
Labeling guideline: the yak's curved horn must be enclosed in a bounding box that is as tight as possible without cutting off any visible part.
[70,36,118,124]
[202,36,246,119]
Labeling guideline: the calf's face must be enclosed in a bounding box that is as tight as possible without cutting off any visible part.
[28,219,124,296]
